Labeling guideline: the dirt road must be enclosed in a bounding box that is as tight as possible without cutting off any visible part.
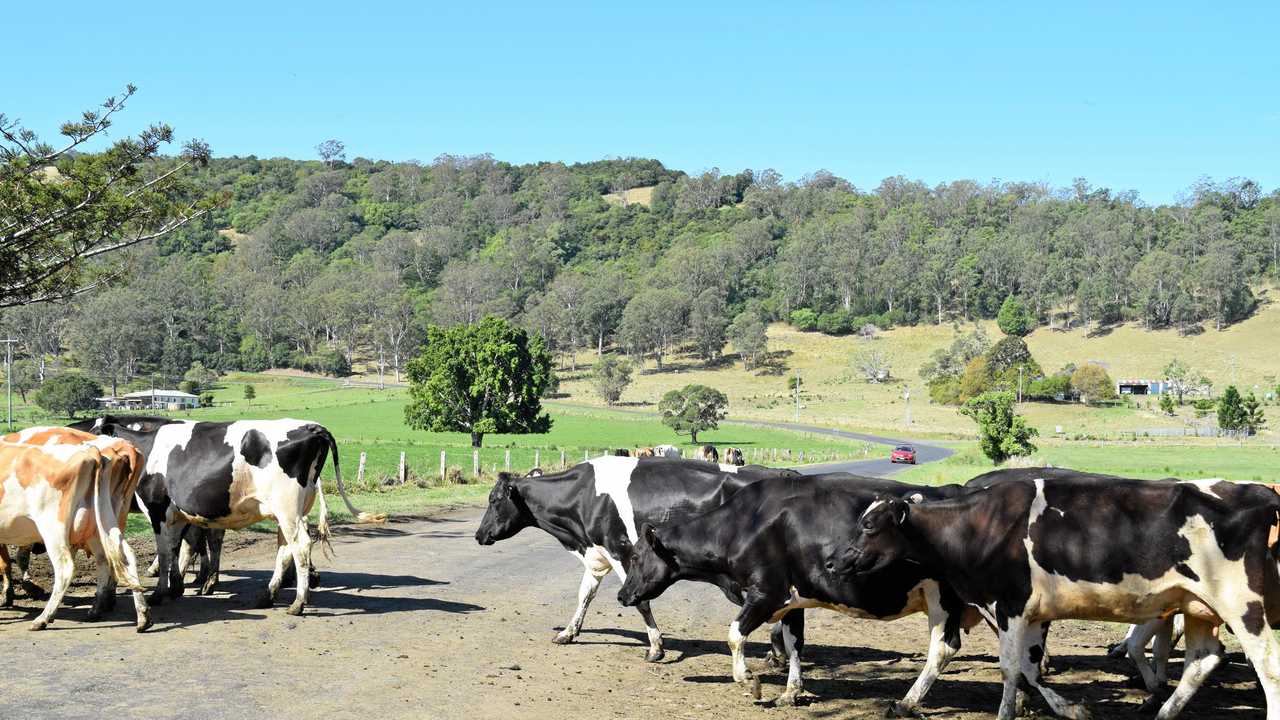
[0,501,1268,720]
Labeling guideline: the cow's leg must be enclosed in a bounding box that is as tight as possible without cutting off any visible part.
[1216,609,1280,720]
[554,557,607,645]
[1108,624,1139,659]
[893,583,963,716]
[150,520,186,602]
[1151,619,1175,686]
[635,600,664,662]
[0,546,12,608]
[776,609,806,706]
[1126,618,1166,693]
[200,529,224,595]
[284,519,313,616]
[16,545,47,599]
[117,537,152,632]
[255,529,293,609]
[86,537,117,621]
[1153,616,1224,719]
[1016,621,1090,720]
[767,622,786,668]
[728,590,782,687]
[28,530,73,631]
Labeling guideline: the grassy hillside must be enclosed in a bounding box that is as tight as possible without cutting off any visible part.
[602,185,655,207]
[555,297,1280,439]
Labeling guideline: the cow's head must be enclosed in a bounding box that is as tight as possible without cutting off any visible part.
[475,473,534,546]
[617,523,679,607]
[826,495,912,577]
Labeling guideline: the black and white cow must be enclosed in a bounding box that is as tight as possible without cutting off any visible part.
[833,472,1280,720]
[81,417,372,615]
[967,467,1280,698]
[617,474,971,709]
[475,456,799,661]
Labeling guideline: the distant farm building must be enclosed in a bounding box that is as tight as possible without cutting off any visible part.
[97,389,199,410]
[1117,379,1171,396]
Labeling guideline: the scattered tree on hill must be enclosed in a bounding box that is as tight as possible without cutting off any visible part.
[590,355,633,406]
[1218,386,1245,432]
[658,384,728,443]
[921,326,991,403]
[1071,364,1117,404]
[243,384,256,405]
[1163,358,1208,405]
[727,310,768,369]
[959,356,993,401]
[996,296,1035,337]
[2,359,37,402]
[619,289,688,370]
[1241,392,1266,435]
[404,316,553,447]
[688,289,728,362]
[0,85,216,308]
[34,374,102,419]
[1159,392,1176,416]
[853,348,891,383]
[316,139,346,167]
[961,391,1039,464]
[182,361,218,395]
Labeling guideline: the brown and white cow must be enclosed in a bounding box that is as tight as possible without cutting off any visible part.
[3,426,152,629]
[0,442,149,631]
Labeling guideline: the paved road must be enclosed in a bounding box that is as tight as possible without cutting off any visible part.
[547,401,955,476]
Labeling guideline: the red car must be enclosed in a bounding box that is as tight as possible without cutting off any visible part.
[890,445,917,464]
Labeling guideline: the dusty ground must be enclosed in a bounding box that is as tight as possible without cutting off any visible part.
[0,506,1269,720]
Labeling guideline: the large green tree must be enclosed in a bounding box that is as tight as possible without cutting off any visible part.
[961,391,1039,464]
[658,384,728,443]
[1,86,216,308]
[34,374,102,419]
[404,316,554,447]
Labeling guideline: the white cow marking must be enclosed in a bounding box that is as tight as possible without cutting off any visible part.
[861,499,886,519]
[588,456,640,543]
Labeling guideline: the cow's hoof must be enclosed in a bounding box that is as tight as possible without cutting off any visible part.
[87,606,104,622]
[746,674,762,701]
[199,579,218,596]
[886,702,922,718]
[552,631,575,645]
[135,613,153,633]
[764,650,784,669]
[286,602,305,617]
[308,569,321,588]
[167,579,184,599]
[2,593,13,608]
[776,686,801,707]
[645,647,665,663]
[251,591,274,610]
[28,619,48,631]
[1106,643,1128,659]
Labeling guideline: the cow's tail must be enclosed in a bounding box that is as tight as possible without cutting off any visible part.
[90,453,144,591]
[318,427,385,524]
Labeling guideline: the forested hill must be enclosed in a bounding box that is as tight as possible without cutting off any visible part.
[4,152,1279,393]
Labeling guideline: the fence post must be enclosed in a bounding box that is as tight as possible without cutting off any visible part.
[799,450,805,463]
[584,449,589,462]
[440,450,446,480]
[398,452,407,485]
[560,449,566,468]
[535,449,540,469]
[357,452,367,484]
[473,450,480,479]
[504,449,511,472]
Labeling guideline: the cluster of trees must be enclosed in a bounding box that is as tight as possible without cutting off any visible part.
[920,298,1124,407]
[1216,386,1267,435]
[5,95,1280,404]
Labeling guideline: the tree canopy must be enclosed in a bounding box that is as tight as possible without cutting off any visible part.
[1,86,216,308]
[404,316,554,447]
[658,384,728,443]
[961,391,1039,464]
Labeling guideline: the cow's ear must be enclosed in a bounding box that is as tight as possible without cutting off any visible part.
[642,523,664,551]
[894,499,909,525]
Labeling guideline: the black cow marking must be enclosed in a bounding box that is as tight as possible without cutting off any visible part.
[1243,601,1267,636]
[241,430,273,469]
[1175,562,1200,581]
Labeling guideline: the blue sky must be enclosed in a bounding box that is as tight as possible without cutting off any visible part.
[5,2,1277,204]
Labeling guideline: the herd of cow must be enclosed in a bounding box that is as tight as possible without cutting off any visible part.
[4,414,1280,719]
[475,456,1280,720]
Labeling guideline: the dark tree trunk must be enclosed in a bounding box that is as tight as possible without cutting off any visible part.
[471,432,483,448]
